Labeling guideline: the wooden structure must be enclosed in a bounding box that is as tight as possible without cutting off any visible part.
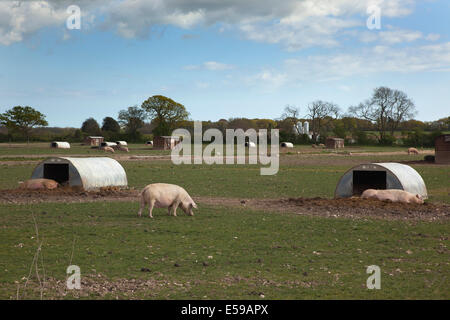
[84,136,104,147]
[153,136,181,150]
[435,134,450,164]
[325,137,344,149]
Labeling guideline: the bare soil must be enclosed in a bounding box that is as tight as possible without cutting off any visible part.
[1,188,448,221]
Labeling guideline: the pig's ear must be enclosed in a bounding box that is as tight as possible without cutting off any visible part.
[416,194,421,199]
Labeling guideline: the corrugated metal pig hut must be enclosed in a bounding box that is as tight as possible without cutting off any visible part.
[435,134,450,164]
[31,157,128,190]
[50,141,70,149]
[335,162,427,199]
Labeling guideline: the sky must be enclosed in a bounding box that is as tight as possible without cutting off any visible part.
[0,0,449,127]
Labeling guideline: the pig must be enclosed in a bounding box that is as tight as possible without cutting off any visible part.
[318,143,325,148]
[138,183,197,218]
[18,178,58,190]
[103,146,115,153]
[361,189,424,204]
[408,147,419,155]
[311,144,317,148]
[117,145,129,152]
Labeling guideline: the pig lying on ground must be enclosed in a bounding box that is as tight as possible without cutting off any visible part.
[408,147,419,155]
[138,183,197,218]
[102,146,115,153]
[361,189,423,204]
[18,178,58,190]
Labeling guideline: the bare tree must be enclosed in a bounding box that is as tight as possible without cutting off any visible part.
[306,101,340,141]
[281,105,301,134]
[349,87,416,142]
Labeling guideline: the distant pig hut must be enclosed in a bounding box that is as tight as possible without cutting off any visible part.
[335,162,427,199]
[281,142,294,148]
[435,134,450,164]
[50,141,70,149]
[84,136,104,147]
[31,157,128,190]
[153,136,181,150]
[325,137,344,149]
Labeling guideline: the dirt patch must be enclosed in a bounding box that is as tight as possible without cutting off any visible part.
[0,186,140,204]
[252,197,450,221]
[195,196,449,221]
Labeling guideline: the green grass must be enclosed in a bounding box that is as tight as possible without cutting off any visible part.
[0,202,448,299]
[0,159,448,203]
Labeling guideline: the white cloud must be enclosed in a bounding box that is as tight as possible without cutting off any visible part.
[0,0,419,48]
[241,42,450,91]
[0,1,67,45]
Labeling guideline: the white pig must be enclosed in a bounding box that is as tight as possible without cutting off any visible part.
[138,183,197,218]
[361,189,424,204]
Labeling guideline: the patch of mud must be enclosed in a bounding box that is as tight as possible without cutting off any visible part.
[0,186,140,204]
[254,197,450,221]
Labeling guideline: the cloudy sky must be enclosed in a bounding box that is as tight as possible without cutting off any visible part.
[0,0,449,127]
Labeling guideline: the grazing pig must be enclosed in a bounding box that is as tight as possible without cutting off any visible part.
[361,189,423,204]
[118,146,129,152]
[103,146,115,153]
[408,147,419,155]
[19,178,58,190]
[318,143,325,148]
[138,183,197,218]
[311,144,317,148]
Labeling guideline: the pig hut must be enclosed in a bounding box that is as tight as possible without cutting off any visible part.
[50,141,70,149]
[335,162,427,199]
[31,157,128,190]
[325,137,344,149]
[84,136,104,147]
[153,136,181,150]
[435,134,450,164]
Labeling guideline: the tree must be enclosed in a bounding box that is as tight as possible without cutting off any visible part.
[141,95,189,136]
[101,117,120,133]
[118,106,146,137]
[348,87,416,143]
[81,118,101,136]
[0,106,48,143]
[306,101,340,141]
[281,105,301,134]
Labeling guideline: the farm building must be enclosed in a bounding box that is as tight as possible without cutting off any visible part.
[146,141,153,146]
[84,136,104,146]
[335,162,427,199]
[435,134,450,164]
[31,157,128,190]
[153,136,181,150]
[50,141,70,149]
[281,142,294,148]
[325,137,345,149]
[116,141,127,146]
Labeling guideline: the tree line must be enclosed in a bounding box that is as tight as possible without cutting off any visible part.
[1,88,449,146]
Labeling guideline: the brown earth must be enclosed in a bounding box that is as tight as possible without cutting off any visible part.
[1,187,448,221]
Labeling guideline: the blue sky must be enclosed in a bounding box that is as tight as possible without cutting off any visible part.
[0,0,449,127]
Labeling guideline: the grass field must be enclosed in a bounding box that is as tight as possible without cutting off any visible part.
[0,143,448,299]
[1,202,448,299]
